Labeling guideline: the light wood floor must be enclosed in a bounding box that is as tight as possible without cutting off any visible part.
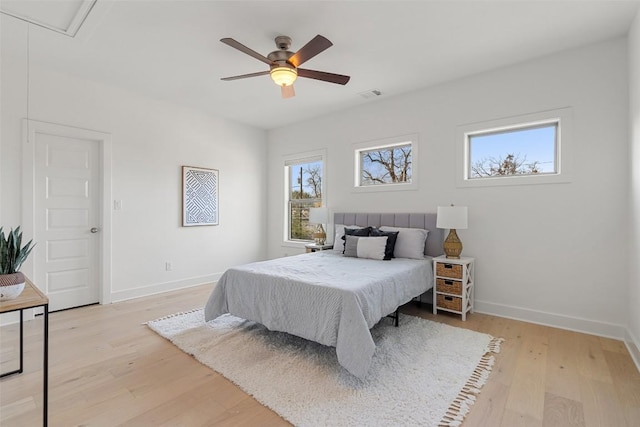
[1,284,639,426]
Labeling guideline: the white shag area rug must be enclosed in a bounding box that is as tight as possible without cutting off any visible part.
[147,309,502,427]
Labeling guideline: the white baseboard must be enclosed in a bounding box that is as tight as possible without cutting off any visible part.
[1,274,220,326]
[110,273,221,303]
[624,328,640,372]
[475,299,627,340]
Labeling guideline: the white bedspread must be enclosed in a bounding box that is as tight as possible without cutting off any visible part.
[204,251,433,378]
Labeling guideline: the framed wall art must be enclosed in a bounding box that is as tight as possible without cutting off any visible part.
[182,166,219,226]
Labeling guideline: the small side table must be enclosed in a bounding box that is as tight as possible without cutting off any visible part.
[0,278,49,426]
[433,256,474,321]
[305,243,333,253]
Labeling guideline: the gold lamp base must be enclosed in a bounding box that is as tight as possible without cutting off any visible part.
[313,225,326,245]
[443,228,463,259]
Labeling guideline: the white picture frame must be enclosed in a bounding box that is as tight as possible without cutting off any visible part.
[182,166,219,226]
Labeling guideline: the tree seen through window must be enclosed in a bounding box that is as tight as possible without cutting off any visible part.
[469,124,557,178]
[288,160,322,241]
[359,143,412,186]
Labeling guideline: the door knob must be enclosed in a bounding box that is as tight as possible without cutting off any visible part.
[90,227,99,233]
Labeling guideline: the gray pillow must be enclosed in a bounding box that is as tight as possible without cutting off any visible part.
[341,226,372,253]
[344,235,388,260]
[344,235,359,257]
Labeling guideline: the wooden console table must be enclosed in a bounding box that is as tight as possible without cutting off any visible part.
[0,278,49,426]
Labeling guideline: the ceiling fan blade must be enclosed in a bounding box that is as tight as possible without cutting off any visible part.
[281,85,295,99]
[288,35,333,68]
[221,70,270,81]
[297,68,350,85]
[220,38,273,65]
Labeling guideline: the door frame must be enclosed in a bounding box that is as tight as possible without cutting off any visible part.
[22,119,112,306]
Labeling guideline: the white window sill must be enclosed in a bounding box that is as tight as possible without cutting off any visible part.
[458,172,572,188]
[282,241,312,249]
[352,182,418,193]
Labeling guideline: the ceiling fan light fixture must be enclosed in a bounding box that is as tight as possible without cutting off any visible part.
[220,35,350,98]
[270,65,297,87]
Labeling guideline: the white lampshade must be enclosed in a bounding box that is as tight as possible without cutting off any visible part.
[309,207,329,225]
[436,206,468,230]
[270,66,298,87]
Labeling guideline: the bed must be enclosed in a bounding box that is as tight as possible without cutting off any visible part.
[204,213,443,378]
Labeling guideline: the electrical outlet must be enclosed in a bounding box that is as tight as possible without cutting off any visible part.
[165,262,172,271]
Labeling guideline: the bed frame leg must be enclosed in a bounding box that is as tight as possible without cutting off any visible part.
[387,308,399,327]
[385,308,400,327]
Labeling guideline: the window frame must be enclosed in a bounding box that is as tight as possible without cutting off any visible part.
[456,108,573,188]
[282,149,327,247]
[352,134,419,193]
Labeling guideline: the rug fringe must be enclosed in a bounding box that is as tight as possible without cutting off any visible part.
[437,336,504,427]
[144,307,203,325]
[486,337,504,354]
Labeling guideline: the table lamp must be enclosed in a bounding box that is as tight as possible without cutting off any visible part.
[436,205,468,259]
[309,207,328,245]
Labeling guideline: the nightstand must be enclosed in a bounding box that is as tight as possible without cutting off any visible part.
[433,255,474,321]
[305,243,333,253]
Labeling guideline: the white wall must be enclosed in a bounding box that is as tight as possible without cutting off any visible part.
[1,17,268,301]
[267,38,629,338]
[628,11,640,364]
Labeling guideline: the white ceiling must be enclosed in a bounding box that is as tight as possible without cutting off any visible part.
[2,0,639,130]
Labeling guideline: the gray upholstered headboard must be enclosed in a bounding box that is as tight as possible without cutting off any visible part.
[333,213,443,258]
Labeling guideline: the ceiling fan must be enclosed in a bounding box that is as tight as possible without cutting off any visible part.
[220,35,351,99]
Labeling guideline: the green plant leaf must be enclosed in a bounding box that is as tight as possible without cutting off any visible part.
[0,227,7,274]
[13,240,34,272]
[0,227,35,274]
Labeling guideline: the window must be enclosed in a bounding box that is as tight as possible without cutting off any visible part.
[353,134,419,192]
[469,123,557,178]
[457,108,572,187]
[284,152,324,243]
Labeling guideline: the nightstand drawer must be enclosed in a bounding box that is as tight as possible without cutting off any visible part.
[435,262,463,279]
[436,294,462,311]
[436,278,462,295]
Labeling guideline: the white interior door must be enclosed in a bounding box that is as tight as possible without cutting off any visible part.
[34,131,101,311]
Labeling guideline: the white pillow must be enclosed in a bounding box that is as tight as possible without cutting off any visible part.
[379,226,429,259]
[344,236,387,260]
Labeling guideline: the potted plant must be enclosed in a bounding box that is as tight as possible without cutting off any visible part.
[0,226,35,301]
